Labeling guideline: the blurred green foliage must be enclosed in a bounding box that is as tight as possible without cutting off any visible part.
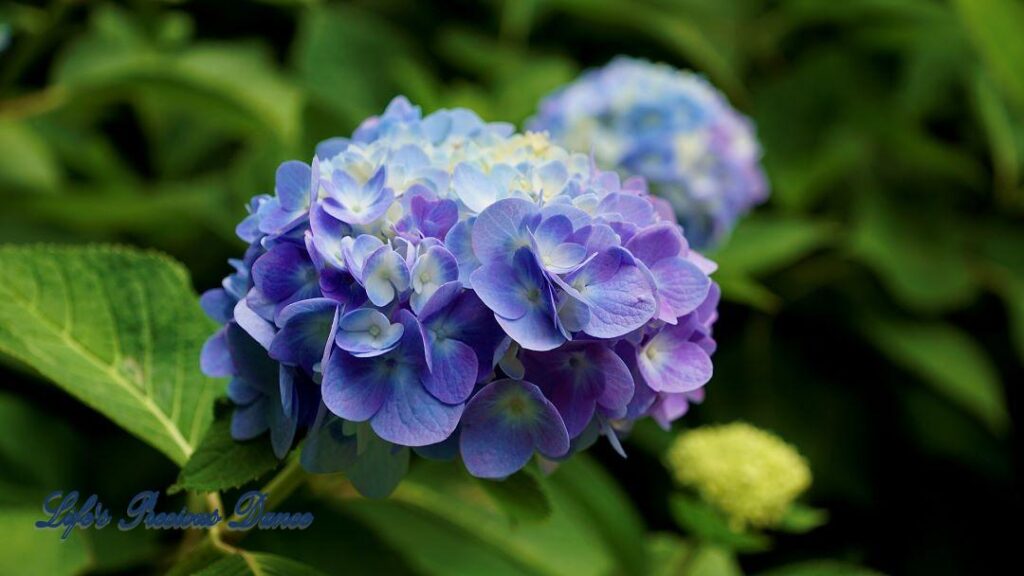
[0,0,1021,575]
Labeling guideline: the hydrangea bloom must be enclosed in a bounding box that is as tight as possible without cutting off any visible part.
[529,57,768,248]
[200,96,720,490]
[667,422,811,528]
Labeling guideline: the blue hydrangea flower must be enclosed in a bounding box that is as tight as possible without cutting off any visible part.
[201,96,722,493]
[529,57,768,248]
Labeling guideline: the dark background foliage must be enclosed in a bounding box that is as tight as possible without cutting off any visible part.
[0,1,1021,575]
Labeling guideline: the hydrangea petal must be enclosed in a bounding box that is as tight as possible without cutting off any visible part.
[564,247,657,338]
[650,256,711,320]
[231,397,270,440]
[624,223,685,265]
[370,370,464,447]
[251,242,320,310]
[460,379,569,478]
[362,245,411,307]
[322,347,391,422]
[523,344,633,438]
[471,198,537,265]
[201,328,233,377]
[473,249,565,351]
[419,282,505,383]
[443,218,480,287]
[233,298,275,350]
[269,298,339,372]
[453,162,503,213]
[200,288,234,325]
[420,336,477,404]
[276,161,313,211]
[334,308,404,358]
[410,245,459,313]
[638,322,713,393]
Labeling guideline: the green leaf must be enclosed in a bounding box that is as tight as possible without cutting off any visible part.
[0,508,92,576]
[171,412,280,494]
[713,274,781,312]
[0,392,159,572]
[975,223,1024,360]
[548,455,649,573]
[345,423,411,499]
[293,4,427,130]
[953,0,1024,110]
[342,457,643,576]
[0,245,222,465]
[669,493,771,553]
[0,391,91,569]
[775,503,828,534]
[709,215,836,310]
[972,69,1021,205]
[477,469,552,524]
[757,560,883,576]
[683,545,744,576]
[0,119,62,194]
[864,319,1008,433]
[712,215,837,277]
[647,533,694,576]
[0,391,79,500]
[850,194,977,313]
[194,552,328,576]
[545,0,746,103]
[53,6,301,145]
[302,418,409,499]
[435,28,577,123]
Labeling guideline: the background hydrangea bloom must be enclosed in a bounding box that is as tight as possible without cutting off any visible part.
[200,96,721,490]
[667,422,811,528]
[529,57,769,248]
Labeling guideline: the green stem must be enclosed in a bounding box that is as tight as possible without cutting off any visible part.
[258,456,309,513]
[212,455,309,547]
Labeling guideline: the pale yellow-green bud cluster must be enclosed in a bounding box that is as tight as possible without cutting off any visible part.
[667,422,811,529]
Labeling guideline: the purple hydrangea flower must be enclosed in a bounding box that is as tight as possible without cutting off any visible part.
[201,96,722,492]
[529,57,768,248]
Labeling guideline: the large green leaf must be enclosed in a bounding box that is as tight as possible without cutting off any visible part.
[544,0,745,102]
[341,456,646,576]
[194,552,328,576]
[0,245,222,465]
[0,393,88,575]
[0,508,92,576]
[953,0,1024,110]
[647,532,694,576]
[0,391,79,503]
[710,215,837,311]
[171,413,280,494]
[865,319,1008,433]
[972,70,1021,205]
[0,119,62,194]
[477,469,552,524]
[293,4,431,131]
[976,223,1024,361]
[669,493,770,553]
[850,194,977,313]
[0,391,160,574]
[775,503,828,534]
[683,545,743,576]
[757,560,883,576]
[711,215,837,277]
[52,6,301,145]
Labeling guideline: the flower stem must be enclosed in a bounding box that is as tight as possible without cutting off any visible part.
[214,454,309,547]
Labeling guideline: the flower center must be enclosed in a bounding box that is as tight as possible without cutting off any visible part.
[525,287,541,303]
